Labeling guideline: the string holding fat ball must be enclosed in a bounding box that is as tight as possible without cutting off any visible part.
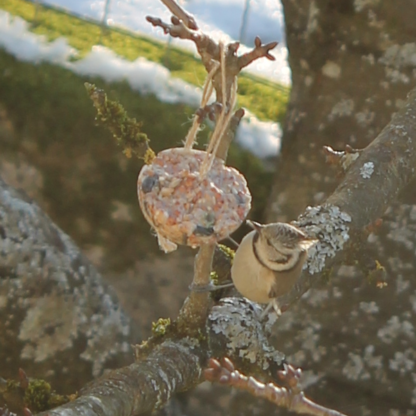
[199,80,237,177]
[184,60,219,150]
[200,43,238,177]
[137,41,251,252]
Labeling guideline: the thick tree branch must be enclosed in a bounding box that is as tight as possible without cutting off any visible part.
[37,341,203,416]
[29,298,284,416]
[0,178,133,387]
[277,86,416,310]
[328,89,416,226]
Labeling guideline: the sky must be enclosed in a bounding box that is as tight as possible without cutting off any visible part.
[0,9,282,158]
[39,0,291,84]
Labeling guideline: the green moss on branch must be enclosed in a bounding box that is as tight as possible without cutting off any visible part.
[85,83,155,163]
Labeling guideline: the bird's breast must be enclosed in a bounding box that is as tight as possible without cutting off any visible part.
[231,231,276,304]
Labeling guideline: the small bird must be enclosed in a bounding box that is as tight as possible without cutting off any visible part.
[231,220,318,316]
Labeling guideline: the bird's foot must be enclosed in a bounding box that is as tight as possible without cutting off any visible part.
[260,300,282,320]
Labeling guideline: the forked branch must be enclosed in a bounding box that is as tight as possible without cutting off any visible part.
[238,36,279,70]
[205,358,348,416]
[146,13,277,80]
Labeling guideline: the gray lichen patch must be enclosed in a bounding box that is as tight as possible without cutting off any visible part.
[377,316,415,344]
[151,340,202,410]
[18,294,83,362]
[354,0,381,12]
[360,162,375,179]
[80,293,132,376]
[359,301,380,314]
[306,1,319,36]
[379,43,416,69]
[342,346,384,381]
[355,110,375,127]
[328,98,355,120]
[384,68,410,84]
[389,349,415,374]
[294,204,351,274]
[387,225,415,251]
[378,43,416,84]
[304,289,329,308]
[321,61,341,79]
[208,297,284,370]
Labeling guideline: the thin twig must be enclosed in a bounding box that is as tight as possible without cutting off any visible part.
[208,80,238,162]
[146,16,198,42]
[160,0,198,30]
[146,16,278,77]
[205,358,349,416]
[199,45,238,177]
[200,42,228,176]
[322,145,363,172]
[18,368,29,390]
[184,61,219,149]
[238,36,278,69]
[189,244,215,289]
[215,108,245,159]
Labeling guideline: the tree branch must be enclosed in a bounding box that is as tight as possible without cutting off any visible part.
[237,36,278,70]
[145,16,277,102]
[160,0,198,30]
[29,298,285,416]
[0,178,133,386]
[277,86,416,311]
[37,340,203,416]
[205,358,348,416]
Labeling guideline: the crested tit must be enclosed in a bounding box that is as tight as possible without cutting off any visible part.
[231,220,317,316]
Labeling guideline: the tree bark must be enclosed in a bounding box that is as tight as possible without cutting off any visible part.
[266,1,416,414]
[269,0,416,222]
[33,297,285,416]
[0,178,135,393]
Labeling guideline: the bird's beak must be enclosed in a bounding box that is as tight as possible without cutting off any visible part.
[246,220,263,232]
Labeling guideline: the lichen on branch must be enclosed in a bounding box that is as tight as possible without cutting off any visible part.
[85,83,155,163]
